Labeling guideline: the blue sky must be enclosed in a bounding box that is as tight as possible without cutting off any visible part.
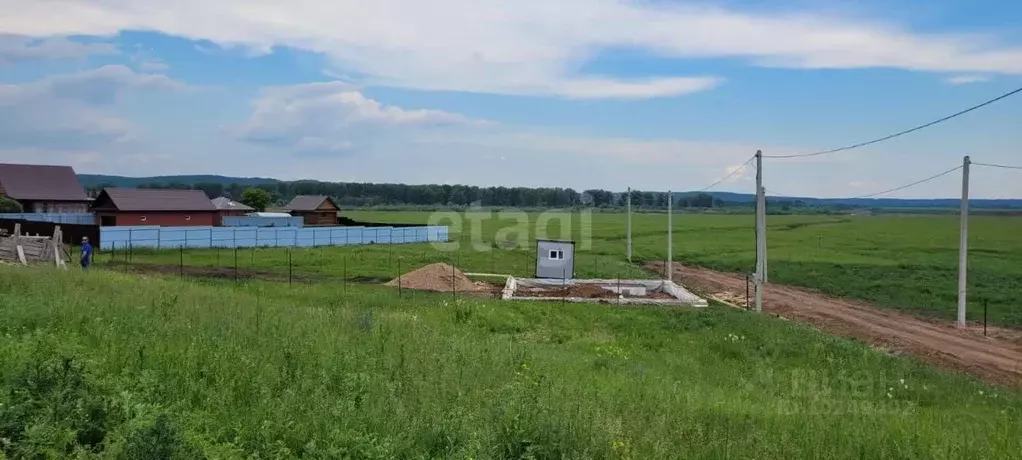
[0,0,1020,198]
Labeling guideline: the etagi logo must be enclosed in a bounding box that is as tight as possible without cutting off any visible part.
[427,205,593,252]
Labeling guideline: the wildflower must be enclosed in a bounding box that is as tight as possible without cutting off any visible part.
[979,390,984,396]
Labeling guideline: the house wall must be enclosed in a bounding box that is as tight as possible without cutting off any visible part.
[293,211,337,226]
[26,201,90,213]
[96,211,217,227]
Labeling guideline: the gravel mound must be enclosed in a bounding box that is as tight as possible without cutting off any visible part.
[386,263,479,293]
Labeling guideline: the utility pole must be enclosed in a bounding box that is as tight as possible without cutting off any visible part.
[667,190,673,282]
[755,150,765,312]
[761,185,768,284]
[626,187,632,262]
[957,155,971,328]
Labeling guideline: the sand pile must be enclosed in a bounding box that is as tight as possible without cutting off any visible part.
[386,263,480,292]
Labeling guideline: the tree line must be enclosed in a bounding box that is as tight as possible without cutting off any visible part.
[83,180,754,209]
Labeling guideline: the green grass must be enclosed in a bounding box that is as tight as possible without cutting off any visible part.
[111,211,1022,327]
[2,267,1020,459]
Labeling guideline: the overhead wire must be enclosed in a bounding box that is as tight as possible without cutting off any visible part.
[973,162,1022,170]
[850,165,963,199]
[763,85,1022,159]
[698,155,756,192]
[764,189,801,200]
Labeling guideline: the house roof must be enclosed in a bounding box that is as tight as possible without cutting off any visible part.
[0,163,88,201]
[285,195,337,212]
[94,188,217,212]
[211,197,254,211]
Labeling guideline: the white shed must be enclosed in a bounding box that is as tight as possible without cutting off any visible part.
[535,239,575,279]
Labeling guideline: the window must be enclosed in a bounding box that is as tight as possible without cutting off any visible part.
[548,249,564,260]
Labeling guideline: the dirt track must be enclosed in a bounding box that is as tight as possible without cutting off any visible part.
[650,262,1022,387]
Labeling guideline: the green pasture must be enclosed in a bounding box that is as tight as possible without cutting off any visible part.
[1,268,1019,458]
[109,211,1022,326]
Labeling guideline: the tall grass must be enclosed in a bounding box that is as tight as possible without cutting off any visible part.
[1,267,1019,458]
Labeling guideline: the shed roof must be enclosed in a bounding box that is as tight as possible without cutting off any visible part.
[94,188,217,212]
[211,197,254,211]
[0,163,88,201]
[285,195,337,212]
[248,212,294,218]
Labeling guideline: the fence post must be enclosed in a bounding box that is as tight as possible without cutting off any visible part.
[452,260,457,301]
[983,299,988,336]
[398,258,403,298]
[234,246,239,283]
[746,275,751,310]
[179,245,184,278]
[562,268,567,306]
[342,256,347,295]
[288,248,292,286]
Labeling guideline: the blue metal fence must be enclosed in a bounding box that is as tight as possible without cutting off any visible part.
[99,225,449,250]
[0,213,94,225]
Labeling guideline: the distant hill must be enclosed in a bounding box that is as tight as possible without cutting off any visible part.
[78,174,279,188]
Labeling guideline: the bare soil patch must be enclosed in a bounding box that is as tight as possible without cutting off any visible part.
[650,261,1022,387]
[520,283,677,300]
[386,263,483,293]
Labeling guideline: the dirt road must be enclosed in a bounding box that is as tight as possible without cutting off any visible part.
[649,262,1022,387]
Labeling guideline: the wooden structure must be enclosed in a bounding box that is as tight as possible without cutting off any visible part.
[285,195,339,226]
[0,163,90,213]
[0,217,100,247]
[0,223,68,267]
[92,188,217,227]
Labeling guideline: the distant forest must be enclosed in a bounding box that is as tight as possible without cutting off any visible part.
[82,178,755,210]
[78,174,1022,212]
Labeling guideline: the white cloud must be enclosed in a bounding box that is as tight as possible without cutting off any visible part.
[946,75,991,85]
[138,59,169,72]
[0,34,115,64]
[233,81,492,153]
[0,65,182,149]
[6,1,1022,99]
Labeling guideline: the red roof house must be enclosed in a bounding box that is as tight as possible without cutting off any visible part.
[0,163,90,213]
[92,188,217,227]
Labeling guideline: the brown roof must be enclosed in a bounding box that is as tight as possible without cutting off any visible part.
[93,188,217,212]
[0,163,88,201]
[285,195,337,212]
[211,197,254,211]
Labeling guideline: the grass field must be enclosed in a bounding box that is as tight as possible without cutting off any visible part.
[2,268,1020,459]
[111,211,1022,327]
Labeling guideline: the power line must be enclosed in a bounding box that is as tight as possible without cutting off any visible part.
[698,155,756,192]
[763,85,1022,159]
[973,162,1022,170]
[851,165,963,199]
[764,188,799,199]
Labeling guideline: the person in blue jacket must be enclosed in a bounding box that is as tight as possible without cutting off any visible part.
[81,237,92,270]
